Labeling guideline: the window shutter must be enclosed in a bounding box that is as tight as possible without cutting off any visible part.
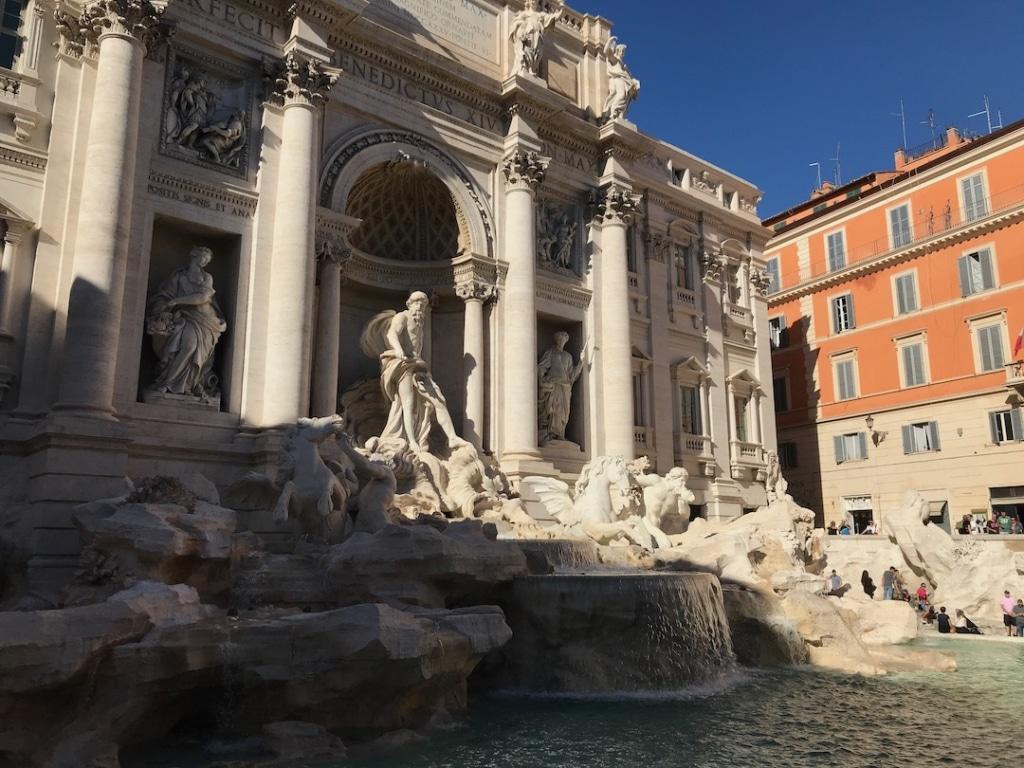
[929,422,941,451]
[1012,409,1024,441]
[901,346,913,386]
[962,177,976,219]
[834,435,845,463]
[847,295,856,329]
[958,256,971,296]
[979,327,995,372]
[831,298,839,332]
[980,250,995,290]
[990,412,1001,443]
[857,432,868,459]
[901,425,913,454]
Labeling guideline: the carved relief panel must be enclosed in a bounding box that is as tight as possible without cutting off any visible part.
[536,200,582,277]
[160,46,256,177]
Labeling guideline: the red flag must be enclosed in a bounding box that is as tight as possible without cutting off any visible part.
[1015,326,1024,357]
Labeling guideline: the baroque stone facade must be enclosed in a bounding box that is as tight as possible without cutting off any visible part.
[0,0,772,593]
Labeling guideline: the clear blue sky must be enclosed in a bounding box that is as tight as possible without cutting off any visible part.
[577,1,1024,217]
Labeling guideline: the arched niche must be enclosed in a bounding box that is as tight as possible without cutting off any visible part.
[319,128,494,261]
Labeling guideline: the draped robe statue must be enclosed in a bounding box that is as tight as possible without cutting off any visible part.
[145,246,227,400]
[509,0,563,77]
[360,292,466,454]
[537,331,585,444]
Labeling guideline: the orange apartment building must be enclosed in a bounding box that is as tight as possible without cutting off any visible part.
[763,122,1024,532]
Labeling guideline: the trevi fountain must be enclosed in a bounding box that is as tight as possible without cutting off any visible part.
[0,0,1022,767]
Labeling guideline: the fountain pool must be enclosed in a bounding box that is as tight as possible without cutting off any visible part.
[346,638,1023,768]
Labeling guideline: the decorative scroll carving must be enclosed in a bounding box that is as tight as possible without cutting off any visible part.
[701,250,725,283]
[502,149,548,191]
[750,268,773,296]
[645,232,671,263]
[740,195,761,214]
[537,202,578,274]
[269,52,338,107]
[53,5,87,57]
[455,280,496,303]
[595,183,641,226]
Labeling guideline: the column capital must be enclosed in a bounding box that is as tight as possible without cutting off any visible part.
[269,52,340,108]
[595,182,641,226]
[750,268,773,296]
[701,250,725,283]
[79,0,169,50]
[502,149,548,192]
[455,280,496,303]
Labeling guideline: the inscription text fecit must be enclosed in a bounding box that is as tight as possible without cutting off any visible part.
[367,0,497,60]
[182,0,283,42]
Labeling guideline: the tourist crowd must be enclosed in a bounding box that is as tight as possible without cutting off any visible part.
[957,512,1023,535]
[827,566,1024,638]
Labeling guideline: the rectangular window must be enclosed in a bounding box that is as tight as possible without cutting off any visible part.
[765,258,780,294]
[773,375,789,412]
[779,442,798,469]
[675,245,693,290]
[826,231,846,272]
[890,204,912,248]
[894,272,918,315]
[958,249,996,296]
[961,173,988,222]
[680,385,702,435]
[900,342,927,387]
[902,421,940,454]
[769,316,788,350]
[626,227,638,273]
[733,395,748,442]
[632,373,646,426]
[976,324,1005,372]
[831,294,855,333]
[835,359,857,401]
[834,432,868,463]
[0,0,22,69]
[990,409,1023,444]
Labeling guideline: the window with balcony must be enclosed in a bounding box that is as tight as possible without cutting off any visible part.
[899,341,928,388]
[834,432,868,463]
[902,421,940,454]
[769,316,789,350]
[989,409,1023,444]
[831,293,855,333]
[961,172,988,222]
[733,395,749,442]
[0,0,22,69]
[680,385,701,435]
[675,244,694,290]
[893,271,918,315]
[958,249,996,296]
[826,231,846,272]
[973,322,1005,373]
[889,204,912,248]
[834,357,858,401]
[773,374,789,412]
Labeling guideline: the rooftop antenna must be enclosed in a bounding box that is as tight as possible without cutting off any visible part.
[890,98,908,149]
[920,108,937,148]
[830,142,842,186]
[809,161,821,191]
[968,95,1002,134]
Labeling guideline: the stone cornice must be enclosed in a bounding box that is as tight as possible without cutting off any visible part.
[769,201,1024,303]
[537,274,592,310]
[0,142,47,172]
[147,168,258,212]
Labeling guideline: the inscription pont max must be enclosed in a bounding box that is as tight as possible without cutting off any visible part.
[367,0,497,60]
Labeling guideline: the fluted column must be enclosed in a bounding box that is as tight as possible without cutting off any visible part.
[457,280,494,450]
[311,240,349,417]
[261,53,338,426]
[501,150,547,458]
[597,183,641,460]
[56,0,166,416]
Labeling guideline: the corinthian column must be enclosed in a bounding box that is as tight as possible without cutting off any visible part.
[261,53,338,426]
[501,150,547,460]
[311,239,349,417]
[56,0,166,416]
[456,280,494,450]
[597,183,641,459]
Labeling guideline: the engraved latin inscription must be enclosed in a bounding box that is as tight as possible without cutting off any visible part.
[367,0,497,60]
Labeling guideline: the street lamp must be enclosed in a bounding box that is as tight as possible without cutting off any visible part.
[865,414,887,446]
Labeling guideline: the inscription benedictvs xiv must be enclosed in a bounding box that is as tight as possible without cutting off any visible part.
[367,0,498,61]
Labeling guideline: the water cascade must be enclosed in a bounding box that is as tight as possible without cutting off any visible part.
[492,572,735,693]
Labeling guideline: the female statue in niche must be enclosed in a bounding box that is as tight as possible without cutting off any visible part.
[146,246,227,401]
[537,330,587,445]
